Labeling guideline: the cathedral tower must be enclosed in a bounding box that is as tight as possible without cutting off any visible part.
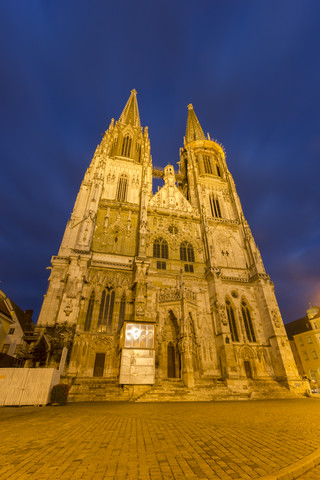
[35,91,307,400]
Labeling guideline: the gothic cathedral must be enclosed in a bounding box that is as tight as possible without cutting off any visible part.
[36,90,307,400]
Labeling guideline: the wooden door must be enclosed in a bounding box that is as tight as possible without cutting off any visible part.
[93,353,105,377]
[244,360,252,379]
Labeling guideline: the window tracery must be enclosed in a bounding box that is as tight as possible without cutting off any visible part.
[209,194,221,218]
[226,299,239,342]
[153,237,169,259]
[121,134,132,157]
[98,287,115,332]
[241,300,256,343]
[116,174,128,202]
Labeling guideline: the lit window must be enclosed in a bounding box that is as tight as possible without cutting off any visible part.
[124,323,154,349]
[209,194,222,218]
[312,350,318,359]
[1,344,9,354]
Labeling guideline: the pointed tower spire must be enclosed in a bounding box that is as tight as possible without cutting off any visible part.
[119,89,141,127]
[185,104,206,144]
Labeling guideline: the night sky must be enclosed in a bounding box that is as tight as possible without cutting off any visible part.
[1,1,320,324]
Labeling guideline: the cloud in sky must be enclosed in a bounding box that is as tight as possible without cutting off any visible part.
[0,0,320,323]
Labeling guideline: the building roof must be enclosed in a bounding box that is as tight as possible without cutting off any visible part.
[185,104,206,144]
[119,89,141,128]
[285,316,312,339]
[0,294,34,333]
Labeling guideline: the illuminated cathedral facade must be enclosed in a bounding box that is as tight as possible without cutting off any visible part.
[36,90,307,400]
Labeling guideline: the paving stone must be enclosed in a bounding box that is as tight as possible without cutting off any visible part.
[0,399,319,479]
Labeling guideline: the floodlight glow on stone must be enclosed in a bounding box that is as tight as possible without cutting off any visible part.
[126,325,141,341]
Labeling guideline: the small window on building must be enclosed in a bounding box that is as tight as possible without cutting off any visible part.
[116,174,128,202]
[209,194,222,218]
[156,261,166,270]
[1,344,9,354]
[302,351,309,361]
[153,238,169,259]
[184,264,194,273]
[121,134,132,157]
[298,337,304,346]
[241,300,256,343]
[98,287,115,332]
[215,162,221,177]
[307,336,313,344]
[312,350,318,359]
[226,299,239,342]
[180,242,195,262]
[9,328,15,335]
[203,155,213,174]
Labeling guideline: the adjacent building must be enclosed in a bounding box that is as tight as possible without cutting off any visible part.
[285,306,320,390]
[0,289,34,367]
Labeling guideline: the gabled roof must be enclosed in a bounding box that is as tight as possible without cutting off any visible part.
[0,294,34,333]
[285,316,312,339]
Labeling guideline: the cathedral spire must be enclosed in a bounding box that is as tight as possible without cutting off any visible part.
[119,89,141,127]
[185,104,206,144]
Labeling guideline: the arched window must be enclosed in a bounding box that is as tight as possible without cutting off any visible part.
[241,300,256,343]
[116,174,128,202]
[209,193,221,218]
[153,237,168,259]
[180,242,195,262]
[121,135,132,157]
[98,287,115,331]
[203,155,213,174]
[118,293,126,331]
[226,299,239,342]
[84,291,95,331]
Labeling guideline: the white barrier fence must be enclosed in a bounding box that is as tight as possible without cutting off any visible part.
[0,368,60,406]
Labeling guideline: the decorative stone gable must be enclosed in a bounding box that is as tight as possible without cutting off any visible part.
[149,164,194,213]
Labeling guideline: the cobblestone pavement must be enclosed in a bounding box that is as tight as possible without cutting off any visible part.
[0,399,320,480]
[298,464,320,479]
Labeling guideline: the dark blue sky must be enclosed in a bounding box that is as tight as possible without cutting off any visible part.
[1,0,320,323]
